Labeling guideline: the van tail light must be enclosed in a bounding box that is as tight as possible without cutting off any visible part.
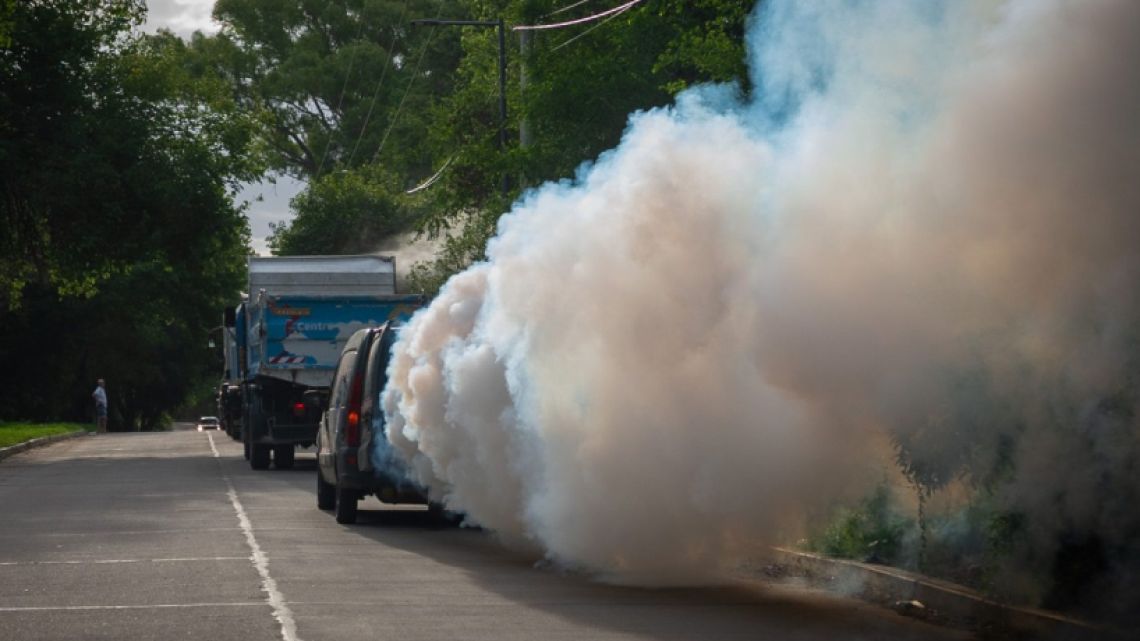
[345,368,364,447]
[292,402,306,417]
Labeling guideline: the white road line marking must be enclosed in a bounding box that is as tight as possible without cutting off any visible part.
[0,602,265,612]
[209,432,302,641]
[0,557,247,567]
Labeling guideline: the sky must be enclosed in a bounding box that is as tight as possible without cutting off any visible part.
[142,0,304,256]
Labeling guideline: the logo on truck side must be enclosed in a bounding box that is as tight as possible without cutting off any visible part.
[270,305,311,316]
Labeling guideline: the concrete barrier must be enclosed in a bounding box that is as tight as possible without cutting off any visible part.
[762,547,1123,640]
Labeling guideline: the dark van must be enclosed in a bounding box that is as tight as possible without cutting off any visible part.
[316,323,430,524]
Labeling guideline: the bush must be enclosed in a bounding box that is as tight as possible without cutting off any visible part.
[810,483,911,564]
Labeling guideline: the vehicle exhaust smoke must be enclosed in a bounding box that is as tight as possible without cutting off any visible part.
[380,0,1140,603]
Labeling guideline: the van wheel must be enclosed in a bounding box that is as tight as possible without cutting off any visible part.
[274,445,295,469]
[316,472,336,511]
[242,435,250,460]
[428,501,460,527]
[250,443,270,470]
[335,487,358,524]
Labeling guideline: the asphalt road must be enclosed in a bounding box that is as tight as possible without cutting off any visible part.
[0,428,971,641]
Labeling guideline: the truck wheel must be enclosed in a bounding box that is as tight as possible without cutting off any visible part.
[250,443,271,470]
[316,472,336,511]
[242,432,251,460]
[334,487,358,524]
[274,445,295,470]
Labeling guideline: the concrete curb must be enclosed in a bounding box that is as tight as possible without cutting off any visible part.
[765,547,1122,639]
[0,430,92,463]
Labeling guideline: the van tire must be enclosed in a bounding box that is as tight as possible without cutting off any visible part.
[335,487,358,524]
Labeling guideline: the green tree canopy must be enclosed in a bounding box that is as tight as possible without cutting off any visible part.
[0,0,258,428]
[185,1,756,270]
[408,0,756,290]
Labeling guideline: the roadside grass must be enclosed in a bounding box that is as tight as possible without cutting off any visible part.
[0,422,92,448]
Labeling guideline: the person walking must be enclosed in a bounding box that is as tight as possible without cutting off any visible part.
[92,379,108,433]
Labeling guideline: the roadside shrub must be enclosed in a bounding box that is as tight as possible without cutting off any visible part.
[810,483,911,565]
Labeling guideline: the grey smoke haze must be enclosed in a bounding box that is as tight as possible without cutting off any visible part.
[381,0,1140,597]
[371,230,449,293]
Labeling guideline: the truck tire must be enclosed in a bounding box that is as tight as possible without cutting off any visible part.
[243,434,251,460]
[335,487,358,524]
[273,444,295,470]
[316,472,336,510]
[250,443,271,470]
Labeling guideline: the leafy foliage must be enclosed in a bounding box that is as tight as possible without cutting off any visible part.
[210,0,463,180]
[810,483,911,564]
[268,165,417,254]
[409,0,757,288]
[0,0,255,429]
[198,0,756,262]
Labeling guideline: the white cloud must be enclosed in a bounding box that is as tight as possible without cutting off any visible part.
[143,0,219,38]
[237,176,306,257]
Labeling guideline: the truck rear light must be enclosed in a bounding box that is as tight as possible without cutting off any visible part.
[292,402,306,417]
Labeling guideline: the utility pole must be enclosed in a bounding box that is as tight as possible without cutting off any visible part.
[519,29,533,150]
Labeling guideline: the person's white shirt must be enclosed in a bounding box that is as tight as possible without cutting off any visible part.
[93,386,107,407]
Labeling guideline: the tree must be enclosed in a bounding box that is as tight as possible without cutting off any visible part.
[0,0,257,429]
[197,0,466,255]
[268,164,418,254]
[192,1,757,268]
[409,0,756,291]
[209,0,463,180]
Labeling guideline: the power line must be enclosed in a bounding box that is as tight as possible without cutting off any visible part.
[371,0,445,165]
[551,1,636,52]
[405,156,454,194]
[314,13,367,178]
[541,0,597,19]
[345,1,413,168]
[513,0,644,31]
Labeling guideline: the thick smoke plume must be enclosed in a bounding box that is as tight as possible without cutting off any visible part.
[381,0,1140,605]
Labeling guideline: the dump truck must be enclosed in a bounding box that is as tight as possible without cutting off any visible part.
[223,255,423,470]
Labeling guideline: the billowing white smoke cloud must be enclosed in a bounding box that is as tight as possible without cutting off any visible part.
[382,0,1140,590]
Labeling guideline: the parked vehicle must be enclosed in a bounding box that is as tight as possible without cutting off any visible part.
[316,323,431,524]
[197,416,220,431]
[223,255,423,471]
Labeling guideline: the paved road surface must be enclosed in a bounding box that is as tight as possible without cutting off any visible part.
[0,429,970,641]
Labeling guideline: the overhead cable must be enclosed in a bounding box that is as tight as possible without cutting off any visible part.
[405,157,454,194]
[541,0,596,19]
[551,2,636,51]
[372,0,445,165]
[513,0,644,31]
[316,15,367,177]
[346,1,412,167]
